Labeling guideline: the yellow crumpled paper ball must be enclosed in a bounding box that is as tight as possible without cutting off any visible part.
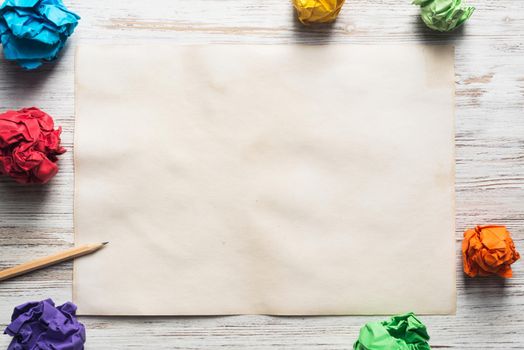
[292,0,346,25]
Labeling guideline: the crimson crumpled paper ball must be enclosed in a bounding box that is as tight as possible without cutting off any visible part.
[0,107,65,184]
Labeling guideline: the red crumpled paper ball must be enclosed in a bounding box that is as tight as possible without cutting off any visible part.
[0,107,66,184]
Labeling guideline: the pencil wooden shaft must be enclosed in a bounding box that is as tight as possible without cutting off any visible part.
[0,243,104,282]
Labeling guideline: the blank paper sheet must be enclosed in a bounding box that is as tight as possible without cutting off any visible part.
[74,44,456,316]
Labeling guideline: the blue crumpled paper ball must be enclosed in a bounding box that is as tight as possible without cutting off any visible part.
[0,0,80,70]
[4,298,86,350]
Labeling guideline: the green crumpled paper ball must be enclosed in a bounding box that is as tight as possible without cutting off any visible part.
[353,312,431,350]
[413,0,475,32]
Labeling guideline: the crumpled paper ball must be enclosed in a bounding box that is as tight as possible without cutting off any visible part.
[462,225,520,278]
[353,313,431,350]
[4,299,86,350]
[0,0,80,69]
[0,107,66,184]
[413,0,474,32]
[292,0,345,25]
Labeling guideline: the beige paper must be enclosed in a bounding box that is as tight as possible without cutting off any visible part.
[74,44,456,316]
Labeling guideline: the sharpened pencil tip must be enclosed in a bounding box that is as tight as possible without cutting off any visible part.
[102,241,109,245]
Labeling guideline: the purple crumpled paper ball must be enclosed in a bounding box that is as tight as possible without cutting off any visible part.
[4,299,86,350]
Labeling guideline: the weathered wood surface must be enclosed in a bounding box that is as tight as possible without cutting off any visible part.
[0,0,523,348]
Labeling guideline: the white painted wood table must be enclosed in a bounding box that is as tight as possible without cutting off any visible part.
[0,0,523,348]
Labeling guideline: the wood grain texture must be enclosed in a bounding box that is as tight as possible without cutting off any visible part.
[0,0,523,348]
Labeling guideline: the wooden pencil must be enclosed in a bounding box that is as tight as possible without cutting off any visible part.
[0,242,108,282]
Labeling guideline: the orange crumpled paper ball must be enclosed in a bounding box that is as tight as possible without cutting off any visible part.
[462,225,520,278]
